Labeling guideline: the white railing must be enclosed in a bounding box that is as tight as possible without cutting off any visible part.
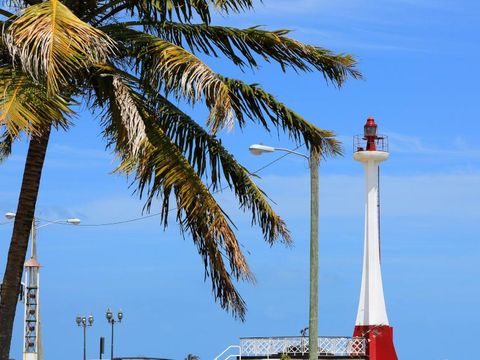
[240,336,366,357]
[214,345,241,360]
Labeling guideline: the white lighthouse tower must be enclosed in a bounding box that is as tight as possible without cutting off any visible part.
[353,118,397,360]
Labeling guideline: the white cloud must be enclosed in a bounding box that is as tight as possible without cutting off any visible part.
[290,26,426,52]
[230,0,461,54]
[387,132,480,159]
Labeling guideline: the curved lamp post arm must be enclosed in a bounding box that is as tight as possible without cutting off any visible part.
[249,144,309,159]
[36,218,81,229]
[272,147,309,160]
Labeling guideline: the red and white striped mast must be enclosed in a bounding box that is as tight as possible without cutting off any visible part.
[353,117,397,360]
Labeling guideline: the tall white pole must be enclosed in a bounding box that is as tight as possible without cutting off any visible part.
[354,151,389,326]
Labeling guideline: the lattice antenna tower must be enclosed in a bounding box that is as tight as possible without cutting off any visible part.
[23,221,43,360]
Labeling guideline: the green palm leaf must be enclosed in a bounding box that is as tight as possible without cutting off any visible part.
[111,21,360,82]
[0,65,72,136]
[127,125,253,319]
[97,73,253,318]
[107,29,343,154]
[0,130,16,163]
[126,32,236,130]
[148,94,291,245]
[221,78,342,156]
[90,66,290,244]
[90,0,255,25]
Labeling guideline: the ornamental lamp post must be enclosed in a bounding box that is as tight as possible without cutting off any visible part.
[106,308,123,360]
[76,314,94,360]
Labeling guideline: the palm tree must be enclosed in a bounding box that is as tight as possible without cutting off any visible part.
[0,0,361,357]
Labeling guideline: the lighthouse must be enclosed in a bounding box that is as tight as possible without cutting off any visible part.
[353,118,397,360]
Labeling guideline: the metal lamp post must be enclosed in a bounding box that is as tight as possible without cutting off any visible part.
[249,144,320,360]
[76,314,94,360]
[106,308,123,360]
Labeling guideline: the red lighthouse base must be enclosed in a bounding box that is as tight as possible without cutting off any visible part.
[354,325,398,360]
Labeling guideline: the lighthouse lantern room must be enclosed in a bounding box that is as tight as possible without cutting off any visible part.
[353,118,398,360]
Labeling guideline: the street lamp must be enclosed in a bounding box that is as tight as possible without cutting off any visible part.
[106,308,123,360]
[5,212,15,220]
[76,314,94,360]
[4,213,81,228]
[249,144,320,360]
[3,212,81,261]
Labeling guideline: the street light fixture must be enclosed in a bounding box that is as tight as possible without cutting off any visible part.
[4,212,15,220]
[249,144,309,159]
[106,308,123,360]
[249,143,320,360]
[76,314,94,360]
[66,218,81,225]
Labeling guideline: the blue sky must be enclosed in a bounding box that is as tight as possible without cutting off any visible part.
[1,0,480,359]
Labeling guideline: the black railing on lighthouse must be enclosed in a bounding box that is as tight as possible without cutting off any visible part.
[353,135,389,153]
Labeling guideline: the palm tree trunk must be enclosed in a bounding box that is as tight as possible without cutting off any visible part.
[0,125,52,360]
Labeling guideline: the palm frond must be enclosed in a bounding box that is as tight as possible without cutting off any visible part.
[90,0,255,25]
[121,31,236,130]
[132,0,212,23]
[89,66,290,245]
[3,0,116,94]
[114,21,361,83]
[62,0,101,20]
[124,124,253,319]
[212,0,255,12]
[111,76,148,158]
[221,77,342,156]
[149,94,291,245]
[0,65,72,135]
[96,73,252,319]
[105,29,345,153]
[0,9,15,18]
[0,129,17,163]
